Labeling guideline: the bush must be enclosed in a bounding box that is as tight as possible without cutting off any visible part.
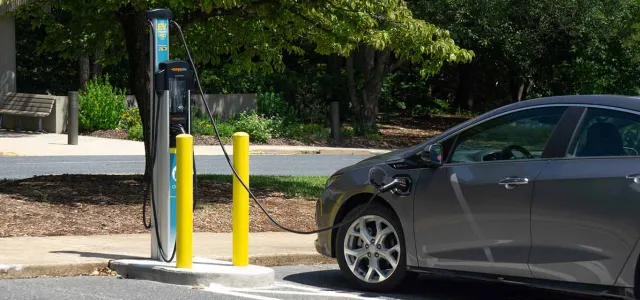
[257,92,290,118]
[78,75,127,130]
[119,106,141,129]
[284,123,329,143]
[192,117,236,138]
[127,124,143,141]
[235,110,283,143]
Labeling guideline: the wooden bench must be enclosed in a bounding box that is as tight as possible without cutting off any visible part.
[0,93,56,132]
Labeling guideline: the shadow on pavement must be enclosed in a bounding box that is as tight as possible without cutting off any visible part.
[49,250,143,260]
[283,270,600,300]
[0,129,45,138]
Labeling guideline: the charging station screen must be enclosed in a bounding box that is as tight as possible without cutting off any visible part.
[169,77,187,113]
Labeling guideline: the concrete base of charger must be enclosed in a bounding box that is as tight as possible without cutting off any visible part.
[109,257,274,288]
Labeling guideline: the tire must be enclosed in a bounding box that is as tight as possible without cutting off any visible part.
[335,202,415,293]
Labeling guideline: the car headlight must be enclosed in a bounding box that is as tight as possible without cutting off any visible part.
[325,173,342,189]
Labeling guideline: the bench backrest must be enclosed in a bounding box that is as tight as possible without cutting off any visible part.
[0,93,56,117]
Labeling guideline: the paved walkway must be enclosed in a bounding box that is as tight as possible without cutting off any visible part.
[0,232,328,278]
[0,130,390,156]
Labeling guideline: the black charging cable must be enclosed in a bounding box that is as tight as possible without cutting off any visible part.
[171,21,402,235]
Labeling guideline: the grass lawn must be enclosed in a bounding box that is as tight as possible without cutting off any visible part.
[199,175,327,199]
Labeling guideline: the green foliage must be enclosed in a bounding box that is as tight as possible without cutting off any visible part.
[256,92,290,118]
[235,111,283,143]
[78,75,127,131]
[127,124,144,141]
[119,106,142,130]
[284,123,329,143]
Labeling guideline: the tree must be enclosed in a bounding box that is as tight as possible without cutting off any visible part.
[14,0,472,176]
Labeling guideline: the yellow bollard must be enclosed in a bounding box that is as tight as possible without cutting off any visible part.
[232,132,250,267]
[176,134,193,269]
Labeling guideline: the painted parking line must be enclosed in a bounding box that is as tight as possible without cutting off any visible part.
[205,281,379,300]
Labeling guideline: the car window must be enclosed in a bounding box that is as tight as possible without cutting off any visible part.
[447,106,567,164]
[568,108,640,157]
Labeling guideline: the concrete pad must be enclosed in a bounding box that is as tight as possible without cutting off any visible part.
[110,257,274,288]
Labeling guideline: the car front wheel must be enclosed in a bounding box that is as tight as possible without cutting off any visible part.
[335,203,414,292]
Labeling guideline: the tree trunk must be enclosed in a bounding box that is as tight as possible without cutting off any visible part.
[91,50,103,79]
[361,47,389,127]
[116,6,153,180]
[345,55,360,112]
[510,71,526,102]
[454,63,472,110]
[79,55,90,89]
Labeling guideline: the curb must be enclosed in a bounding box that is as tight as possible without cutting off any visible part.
[0,262,108,279]
[249,149,390,156]
[0,152,20,157]
[0,254,335,280]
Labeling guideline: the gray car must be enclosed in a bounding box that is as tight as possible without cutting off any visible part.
[315,95,640,299]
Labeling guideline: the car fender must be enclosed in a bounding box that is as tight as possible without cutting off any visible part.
[328,164,422,268]
[614,236,640,288]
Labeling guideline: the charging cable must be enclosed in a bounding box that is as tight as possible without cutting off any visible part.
[171,21,403,235]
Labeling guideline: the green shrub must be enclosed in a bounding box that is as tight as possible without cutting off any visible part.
[127,124,143,141]
[191,113,236,138]
[257,92,290,118]
[340,126,355,138]
[119,106,141,130]
[284,123,329,142]
[215,121,236,138]
[235,110,283,143]
[411,104,429,116]
[78,75,127,130]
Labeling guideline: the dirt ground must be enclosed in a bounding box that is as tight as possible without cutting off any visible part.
[0,175,316,238]
[83,114,470,149]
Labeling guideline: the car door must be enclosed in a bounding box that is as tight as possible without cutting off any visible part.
[529,106,640,286]
[414,106,570,279]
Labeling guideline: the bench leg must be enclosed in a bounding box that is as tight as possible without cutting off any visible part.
[17,119,22,131]
[37,118,43,132]
[0,115,3,129]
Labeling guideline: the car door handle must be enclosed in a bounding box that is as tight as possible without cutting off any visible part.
[626,172,640,183]
[498,177,529,189]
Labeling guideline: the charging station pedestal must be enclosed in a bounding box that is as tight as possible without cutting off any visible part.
[110,8,275,288]
[147,9,193,262]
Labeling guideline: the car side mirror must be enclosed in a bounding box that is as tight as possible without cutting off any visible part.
[421,144,443,167]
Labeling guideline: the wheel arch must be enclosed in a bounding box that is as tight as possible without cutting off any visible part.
[330,193,399,257]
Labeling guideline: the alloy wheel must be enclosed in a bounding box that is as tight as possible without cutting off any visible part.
[343,215,401,283]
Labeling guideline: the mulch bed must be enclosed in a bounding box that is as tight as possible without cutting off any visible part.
[80,114,470,149]
[0,175,316,237]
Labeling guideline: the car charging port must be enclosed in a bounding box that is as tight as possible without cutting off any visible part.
[392,176,412,196]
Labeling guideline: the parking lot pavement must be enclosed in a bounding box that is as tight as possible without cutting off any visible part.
[205,264,602,300]
[0,264,604,300]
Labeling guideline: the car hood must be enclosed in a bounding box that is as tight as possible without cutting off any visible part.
[333,144,424,175]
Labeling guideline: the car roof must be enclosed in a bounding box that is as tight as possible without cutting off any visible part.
[499,94,640,112]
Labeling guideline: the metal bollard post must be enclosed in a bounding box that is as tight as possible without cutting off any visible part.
[68,91,79,145]
[176,134,194,269]
[330,101,340,142]
[232,132,250,267]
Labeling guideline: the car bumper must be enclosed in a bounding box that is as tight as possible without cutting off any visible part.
[315,236,332,257]
[315,189,336,258]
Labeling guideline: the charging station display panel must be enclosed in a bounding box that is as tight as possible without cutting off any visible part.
[169,77,187,114]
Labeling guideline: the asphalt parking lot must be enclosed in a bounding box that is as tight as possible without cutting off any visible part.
[0,264,606,300]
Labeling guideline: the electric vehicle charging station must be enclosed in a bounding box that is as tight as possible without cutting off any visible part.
[146,9,193,262]
[111,7,399,288]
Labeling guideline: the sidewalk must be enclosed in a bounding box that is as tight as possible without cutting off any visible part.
[0,131,390,157]
[0,232,331,279]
